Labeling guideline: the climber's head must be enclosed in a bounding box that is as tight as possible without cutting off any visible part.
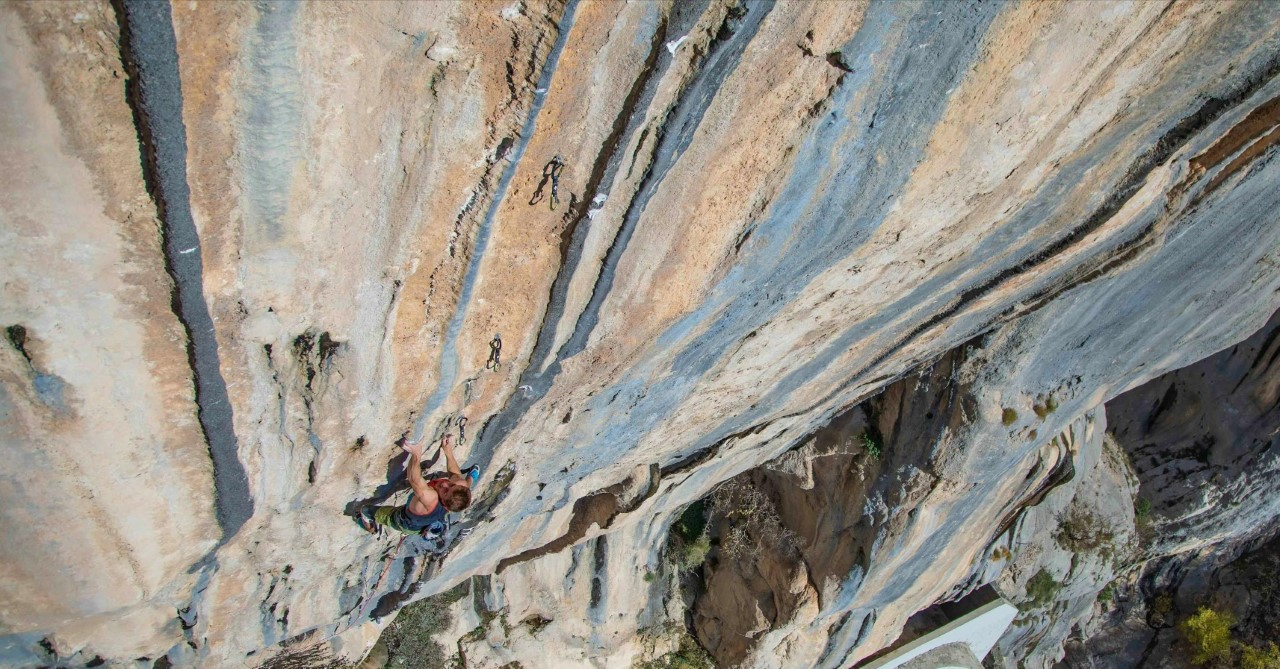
[439,479,472,512]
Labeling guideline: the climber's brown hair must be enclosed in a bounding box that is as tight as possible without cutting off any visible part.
[443,485,471,512]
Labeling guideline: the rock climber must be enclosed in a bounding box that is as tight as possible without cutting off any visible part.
[359,432,472,535]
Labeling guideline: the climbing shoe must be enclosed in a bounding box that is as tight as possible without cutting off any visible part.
[356,507,379,535]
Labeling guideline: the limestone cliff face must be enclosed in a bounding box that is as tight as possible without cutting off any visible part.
[3,1,1280,667]
[1057,309,1280,669]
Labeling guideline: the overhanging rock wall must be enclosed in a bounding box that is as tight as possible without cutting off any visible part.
[2,1,1280,666]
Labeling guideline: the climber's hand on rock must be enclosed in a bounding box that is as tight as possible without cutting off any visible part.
[402,437,425,459]
[439,433,454,453]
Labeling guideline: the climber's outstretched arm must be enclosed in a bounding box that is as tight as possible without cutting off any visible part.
[440,433,463,479]
[401,437,435,504]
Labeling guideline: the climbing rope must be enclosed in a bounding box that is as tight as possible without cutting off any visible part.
[486,334,502,371]
[349,534,406,625]
[528,156,566,211]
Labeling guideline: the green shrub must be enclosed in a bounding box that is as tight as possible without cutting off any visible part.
[672,502,707,544]
[860,430,882,459]
[666,502,712,571]
[1179,606,1234,667]
[1135,498,1152,519]
[1098,582,1115,605]
[1021,569,1061,611]
[674,533,711,571]
[1149,594,1175,627]
[1241,642,1280,669]
[1002,408,1018,426]
[1032,394,1060,418]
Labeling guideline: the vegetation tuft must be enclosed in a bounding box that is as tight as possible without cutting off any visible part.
[707,477,798,561]
[1241,642,1280,669]
[1021,568,1061,612]
[1032,394,1059,419]
[1175,601,1280,669]
[668,502,712,571]
[1054,504,1116,557]
[381,581,470,669]
[1002,408,1019,426]
[1179,606,1234,667]
[1097,581,1116,605]
[860,429,883,459]
[520,614,551,637]
[635,626,716,669]
[1135,497,1152,519]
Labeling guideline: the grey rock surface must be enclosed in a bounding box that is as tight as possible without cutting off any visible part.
[2,1,1280,667]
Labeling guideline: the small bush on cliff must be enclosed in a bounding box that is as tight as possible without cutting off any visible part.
[1242,642,1280,669]
[1149,594,1175,627]
[1172,600,1280,669]
[1097,582,1116,605]
[1134,497,1152,520]
[674,533,711,571]
[668,502,711,571]
[1021,569,1061,611]
[1134,496,1156,543]
[708,477,798,561]
[1002,408,1018,426]
[1180,606,1235,667]
[1054,504,1116,557]
[860,430,882,459]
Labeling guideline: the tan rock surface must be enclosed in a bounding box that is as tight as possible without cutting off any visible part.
[0,2,217,660]
[3,0,1280,666]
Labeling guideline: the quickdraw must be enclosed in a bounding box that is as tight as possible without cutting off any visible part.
[528,156,566,211]
[456,415,468,444]
[462,377,475,405]
[486,334,502,371]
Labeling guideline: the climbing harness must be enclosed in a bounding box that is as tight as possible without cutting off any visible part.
[528,156,566,211]
[486,334,502,371]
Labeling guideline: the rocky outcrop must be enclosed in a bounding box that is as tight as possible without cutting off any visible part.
[3,1,1280,667]
[1057,308,1280,669]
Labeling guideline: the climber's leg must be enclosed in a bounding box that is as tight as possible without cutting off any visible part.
[364,505,409,534]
